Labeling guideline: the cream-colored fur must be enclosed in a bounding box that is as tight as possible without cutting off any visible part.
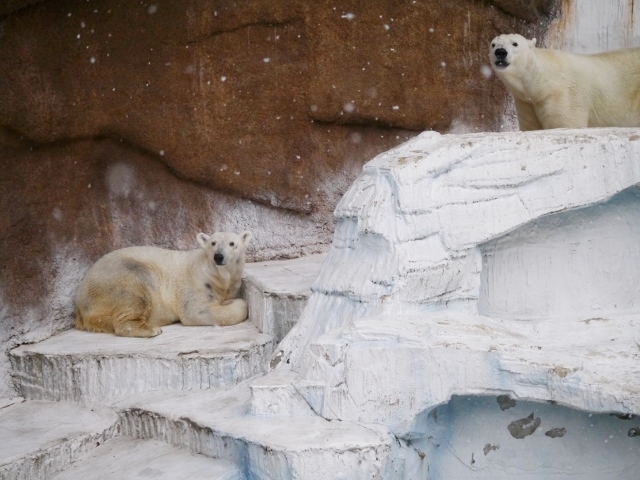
[489,33,640,131]
[75,231,252,337]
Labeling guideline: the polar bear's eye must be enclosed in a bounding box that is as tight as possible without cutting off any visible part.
[229,242,235,247]
[491,43,495,48]
[513,42,518,47]
[211,241,216,246]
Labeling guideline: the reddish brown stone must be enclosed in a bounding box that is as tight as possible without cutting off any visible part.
[489,0,560,23]
[0,0,550,213]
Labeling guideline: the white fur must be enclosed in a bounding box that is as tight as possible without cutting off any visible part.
[75,231,252,337]
[489,33,640,130]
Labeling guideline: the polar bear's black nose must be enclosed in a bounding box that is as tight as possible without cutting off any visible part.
[495,48,508,59]
[214,253,225,265]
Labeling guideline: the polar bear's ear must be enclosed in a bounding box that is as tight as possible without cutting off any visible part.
[530,38,537,47]
[240,231,253,246]
[196,232,210,247]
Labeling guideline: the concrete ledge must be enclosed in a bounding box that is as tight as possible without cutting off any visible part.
[244,254,324,343]
[0,398,118,480]
[249,369,315,416]
[52,437,243,480]
[10,323,274,405]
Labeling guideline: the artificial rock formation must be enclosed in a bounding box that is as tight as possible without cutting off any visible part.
[265,127,640,477]
[275,128,640,432]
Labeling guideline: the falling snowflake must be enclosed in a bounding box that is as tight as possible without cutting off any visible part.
[481,65,493,78]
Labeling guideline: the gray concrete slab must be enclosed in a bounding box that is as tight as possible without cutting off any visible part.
[244,254,324,342]
[0,398,118,480]
[10,322,274,405]
[53,437,243,480]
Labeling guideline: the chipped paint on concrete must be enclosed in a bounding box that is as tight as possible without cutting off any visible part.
[548,0,640,52]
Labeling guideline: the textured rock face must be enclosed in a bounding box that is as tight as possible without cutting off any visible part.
[0,400,119,479]
[0,0,549,213]
[0,0,558,396]
[275,128,640,438]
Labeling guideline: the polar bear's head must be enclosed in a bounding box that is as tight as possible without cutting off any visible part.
[196,231,252,266]
[489,34,536,72]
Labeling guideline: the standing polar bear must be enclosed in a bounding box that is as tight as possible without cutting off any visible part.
[489,33,640,130]
[75,231,252,337]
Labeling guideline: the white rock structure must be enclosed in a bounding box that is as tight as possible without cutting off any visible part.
[269,128,640,473]
[4,129,640,479]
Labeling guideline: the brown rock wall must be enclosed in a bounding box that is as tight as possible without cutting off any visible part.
[0,0,554,212]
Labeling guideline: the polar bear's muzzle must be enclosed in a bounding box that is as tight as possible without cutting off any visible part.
[494,48,509,68]
[213,252,226,266]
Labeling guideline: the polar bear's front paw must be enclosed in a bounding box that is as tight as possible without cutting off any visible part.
[148,326,162,337]
[115,321,162,338]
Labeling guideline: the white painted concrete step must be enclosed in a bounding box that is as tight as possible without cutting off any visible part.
[249,369,315,416]
[244,254,324,343]
[52,437,243,480]
[116,382,418,479]
[10,322,274,405]
[0,398,118,480]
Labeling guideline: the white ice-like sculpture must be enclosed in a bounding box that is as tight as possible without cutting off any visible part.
[272,128,640,439]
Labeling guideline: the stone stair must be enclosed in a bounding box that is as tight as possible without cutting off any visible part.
[10,323,275,405]
[2,254,414,479]
[244,254,325,343]
[116,383,406,479]
[0,398,118,480]
[248,369,315,416]
[51,437,243,480]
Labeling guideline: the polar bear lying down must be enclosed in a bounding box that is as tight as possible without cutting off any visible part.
[75,231,252,337]
[489,33,640,130]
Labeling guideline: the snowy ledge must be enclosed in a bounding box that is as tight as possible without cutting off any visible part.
[274,128,640,437]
